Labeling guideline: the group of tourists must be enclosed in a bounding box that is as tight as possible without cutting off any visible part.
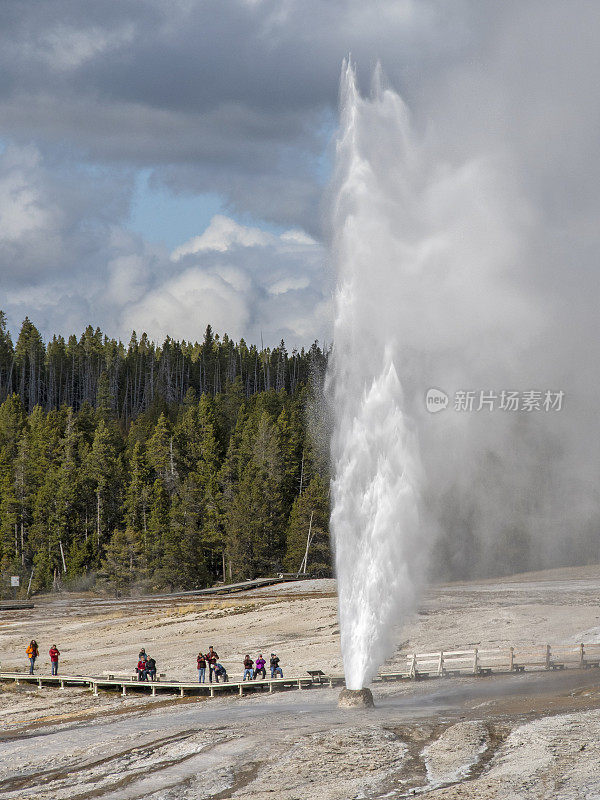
[26,640,60,675]
[196,646,228,683]
[24,639,283,685]
[195,648,284,683]
[135,649,158,681]
[242,653,283,681]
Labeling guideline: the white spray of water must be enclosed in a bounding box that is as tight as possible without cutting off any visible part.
[329,63,425,690]
[328,56,565,689]
[329,28,600,685]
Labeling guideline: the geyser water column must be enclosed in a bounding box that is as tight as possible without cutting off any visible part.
[329,62,424,692]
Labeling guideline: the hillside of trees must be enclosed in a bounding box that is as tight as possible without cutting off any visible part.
[0,313,331,597]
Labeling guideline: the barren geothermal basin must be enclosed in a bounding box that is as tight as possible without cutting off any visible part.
[2,565,600,799]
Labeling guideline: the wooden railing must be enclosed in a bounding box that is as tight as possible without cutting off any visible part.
[380,642,600,680]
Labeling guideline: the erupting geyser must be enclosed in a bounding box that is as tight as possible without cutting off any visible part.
[328,61,425,691]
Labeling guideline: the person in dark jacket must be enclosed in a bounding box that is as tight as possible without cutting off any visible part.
[206,646,219,683]
[146,656,157,681]
[49,644,60,675]
[254,654,266,680]
[243,655,254,681]
[270,653,283,678]
[214,663,228,682]
[197,653,207,683]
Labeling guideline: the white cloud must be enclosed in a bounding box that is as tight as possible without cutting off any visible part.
[0,148,330,348]
[170,215,273,259]
[124,214,329,345]
[0,145,57,242]
[123,266,252,342]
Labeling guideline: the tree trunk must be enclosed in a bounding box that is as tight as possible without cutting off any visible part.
[96,489,101,549]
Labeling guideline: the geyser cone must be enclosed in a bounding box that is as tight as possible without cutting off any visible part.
[338,688,375,708]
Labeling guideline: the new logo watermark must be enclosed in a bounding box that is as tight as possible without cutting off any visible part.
[425,388,449,413]
[425,389,564,413]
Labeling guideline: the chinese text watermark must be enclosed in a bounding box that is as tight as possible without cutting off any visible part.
[425,388,564,414]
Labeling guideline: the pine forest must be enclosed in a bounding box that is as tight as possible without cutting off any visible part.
[0,312,331,597]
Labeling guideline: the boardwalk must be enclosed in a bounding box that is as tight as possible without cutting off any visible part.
[2,642,599,700]
[0,671,344,698]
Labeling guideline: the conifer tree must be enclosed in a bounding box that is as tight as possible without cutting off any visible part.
[147,412,178,493]
[225,411,286,579]
[125,441,152,547]
[0,312,14,403]
[86,419,121,553]
[100,528,145,594]
[284,474,331,576]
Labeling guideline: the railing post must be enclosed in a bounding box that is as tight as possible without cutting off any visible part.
[580,643,585,667]
[509,647,514,671]
[473,648,479,674]
[545,644,551,669]
[438,651,444,677]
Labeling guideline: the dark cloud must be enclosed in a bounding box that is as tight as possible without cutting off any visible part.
[0,0,598,355]
[0,0,448,227]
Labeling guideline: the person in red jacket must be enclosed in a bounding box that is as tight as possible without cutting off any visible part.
[49,644,60,675]
[136,656,148,681]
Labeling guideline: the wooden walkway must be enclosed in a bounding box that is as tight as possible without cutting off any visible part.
[1,643,599,700]
[0,671,345,698]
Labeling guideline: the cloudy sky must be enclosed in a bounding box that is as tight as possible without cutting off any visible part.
[1,0,598,348]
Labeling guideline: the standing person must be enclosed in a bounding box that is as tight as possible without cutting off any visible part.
[138,647,147,660]
[136,655,148,681]
[146,655,157,681]
[270,653,283,678]
[49,644,60,676]
[206,646,219,683]
[26,640,39,674]
[254,654,266,680]
[197,652,207,683]
[243,655,254,681]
